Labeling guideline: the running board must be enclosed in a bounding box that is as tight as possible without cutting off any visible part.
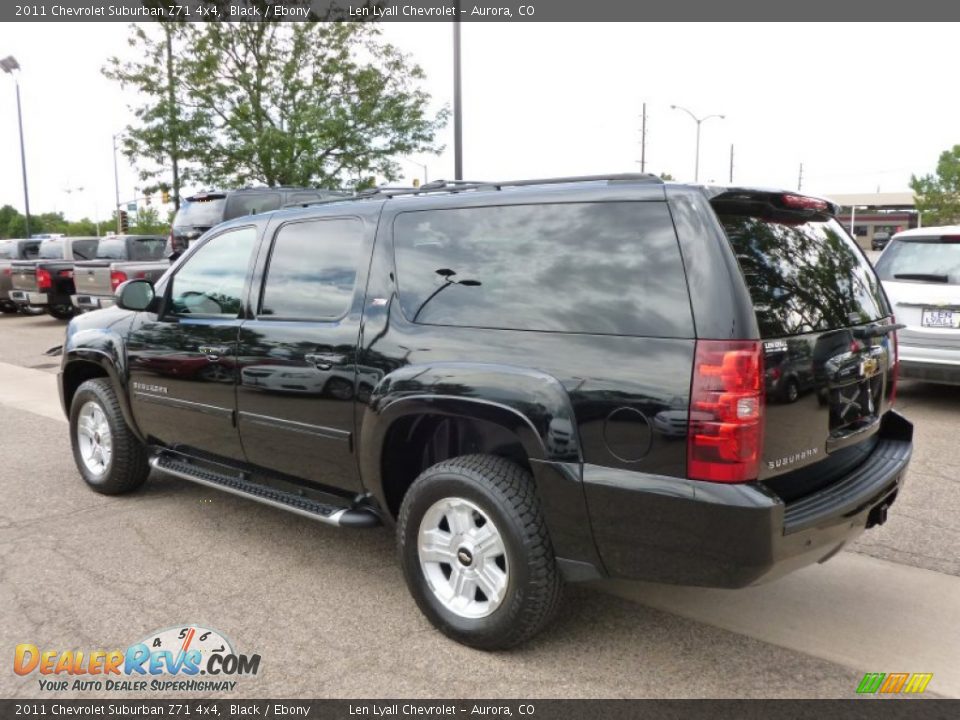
[149,455,381,528]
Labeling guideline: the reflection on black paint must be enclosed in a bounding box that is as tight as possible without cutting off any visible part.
[719,215,887,337]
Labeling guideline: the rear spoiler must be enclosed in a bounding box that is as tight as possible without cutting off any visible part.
[706,188,840,219]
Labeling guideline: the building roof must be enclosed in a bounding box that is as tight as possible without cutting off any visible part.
[827,192,915,209]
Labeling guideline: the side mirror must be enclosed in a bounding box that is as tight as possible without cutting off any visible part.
[115,279,155,311]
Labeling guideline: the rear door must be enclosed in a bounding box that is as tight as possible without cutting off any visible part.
[236,214,370,493]
[711,191,895,500]
[874,232,960,373]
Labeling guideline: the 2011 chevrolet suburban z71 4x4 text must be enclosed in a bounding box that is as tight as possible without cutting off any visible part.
[59,175,913,649]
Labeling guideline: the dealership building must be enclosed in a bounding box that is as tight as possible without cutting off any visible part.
[828,192,919,249]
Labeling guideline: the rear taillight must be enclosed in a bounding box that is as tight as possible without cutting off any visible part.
[110,270,128,291]
[687,340,764,483]
[2,267,10,276]
[36,267,52,291]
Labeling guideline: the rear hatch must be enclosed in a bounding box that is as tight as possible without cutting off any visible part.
[171,193,227,252]
[873,231,960,362]
[711,190,896,501]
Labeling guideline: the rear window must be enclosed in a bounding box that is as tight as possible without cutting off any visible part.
[224,193,282,221]
[874,237,960,285]
[70,239,99,260]
[38,239,65,259]
[175,197,226,228]
[95,238,127,260]
[718,213,888,337]
[393,201,693,337]
[0,241,13,259]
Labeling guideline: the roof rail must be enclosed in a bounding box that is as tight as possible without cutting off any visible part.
[277,173,663,209]
[359,173,663,199]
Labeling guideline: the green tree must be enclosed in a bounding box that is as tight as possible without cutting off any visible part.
[910,145,960,225]
[105,20,447,192]
[130,206,169,235]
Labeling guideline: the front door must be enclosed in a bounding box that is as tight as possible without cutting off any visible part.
[127,225,260,460]
[237,216,367,493]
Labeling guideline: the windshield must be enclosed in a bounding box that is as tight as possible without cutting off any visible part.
[38,239,65,259]
[174,197,226,228]
[718,213,889,337]
[874,238,960,285]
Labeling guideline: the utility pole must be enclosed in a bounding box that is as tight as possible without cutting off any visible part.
[165,26,181,210]
[453,15,463,180]
[113,134,122,233]
[729,144,734,183]
[797,162,804,191]
[640,102,647,173]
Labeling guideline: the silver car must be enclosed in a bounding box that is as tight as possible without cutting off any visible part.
[875,226,960,385]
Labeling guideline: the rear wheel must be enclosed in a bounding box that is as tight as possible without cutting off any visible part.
[397,454,562,649]
[70,379,149,495]
[0,303,18,314]
[47,304,76,320]
[18,305,45,316]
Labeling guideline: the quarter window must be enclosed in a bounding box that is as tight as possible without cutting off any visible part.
[392,202,693,337]
[260,218,364,320]
[170,226,258,317]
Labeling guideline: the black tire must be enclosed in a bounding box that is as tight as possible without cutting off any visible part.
[47,304,76,320]
[0,303,18,314]
[19,305,45,316]
[785,379,800,403]
[397,454,563,650]
[69,378,150,495]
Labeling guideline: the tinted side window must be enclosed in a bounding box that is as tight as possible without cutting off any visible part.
[224,193,282,221]
[170,226,258,317]
[260,218,363,320]
[393,202,693,337]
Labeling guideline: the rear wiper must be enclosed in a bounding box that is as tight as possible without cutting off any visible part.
[893,273,949,283]
[851,323,906,339]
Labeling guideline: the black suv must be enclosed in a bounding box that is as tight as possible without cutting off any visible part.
[59,175,912,649]
[169,187,348,254]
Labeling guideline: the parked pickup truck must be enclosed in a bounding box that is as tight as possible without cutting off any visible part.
[0,238,41,314]
[72,235,168,312]
[9,236,99,319]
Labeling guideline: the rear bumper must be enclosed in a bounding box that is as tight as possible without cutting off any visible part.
[899,344,960,385]
[583,411,913,587]
[9,290,47,306]
[71,294,114,311]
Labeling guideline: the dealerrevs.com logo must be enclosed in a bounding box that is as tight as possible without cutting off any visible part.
[14,625,261,693]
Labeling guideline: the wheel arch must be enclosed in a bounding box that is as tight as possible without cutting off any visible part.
[62,350,143,443]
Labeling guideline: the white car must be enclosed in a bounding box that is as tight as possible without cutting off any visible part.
[875,226,960,385]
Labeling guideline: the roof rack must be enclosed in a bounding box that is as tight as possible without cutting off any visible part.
[278,173,663,209]
[357,173,663,199]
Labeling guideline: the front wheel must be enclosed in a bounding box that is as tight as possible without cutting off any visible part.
[397,454,563,650]
[70,378,150,495]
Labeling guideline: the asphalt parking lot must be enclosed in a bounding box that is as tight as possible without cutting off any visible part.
[1,309,958,700]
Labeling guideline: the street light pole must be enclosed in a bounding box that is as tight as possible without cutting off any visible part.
[670,105,725,182]
[112,134,122,234]
[2,56,31,237]
[453,14,463,180]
